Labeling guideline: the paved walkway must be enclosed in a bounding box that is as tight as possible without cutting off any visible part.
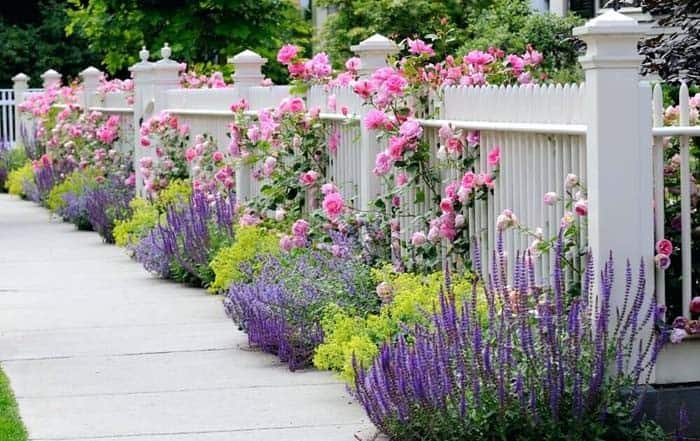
[0,194,371,441]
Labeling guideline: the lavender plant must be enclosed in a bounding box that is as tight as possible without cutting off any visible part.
[135,228,171,278]
[353,232,669,441]
[136,190,236,286]
[84,177,135,243]
[60,191,92,230]
[223,250,377,370]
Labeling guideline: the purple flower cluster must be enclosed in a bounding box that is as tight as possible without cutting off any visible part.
[136,190,236,285]
[224,251,376,370]
[353,233,668,440]
[135,228,171,278]
[58,191,91,230]
[84,178,134,243]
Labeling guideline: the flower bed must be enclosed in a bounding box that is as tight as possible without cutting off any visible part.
[11,30,689,440]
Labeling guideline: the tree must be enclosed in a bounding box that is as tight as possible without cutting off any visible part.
[640,0,700,83]
[66,0,311,83]
[0,0,99,87]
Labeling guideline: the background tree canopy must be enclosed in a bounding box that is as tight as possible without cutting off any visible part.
[0,0,99,87]
[317,0,584,82]
[0,0,586,87]
[65,0,311,84]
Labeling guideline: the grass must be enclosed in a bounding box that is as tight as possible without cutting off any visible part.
[0,366,27,441]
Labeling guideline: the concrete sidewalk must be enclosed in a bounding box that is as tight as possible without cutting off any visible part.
[0,194,371,441]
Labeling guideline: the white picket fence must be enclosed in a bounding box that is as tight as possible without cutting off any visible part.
[0,87,44,146]
[11,10,699,384]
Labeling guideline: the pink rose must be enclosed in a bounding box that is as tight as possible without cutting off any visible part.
[461,171,476,189]
[399,119,423,139]
[321,182,338,195]
[185,148,196,162]
[655,253,671,270]
[373,151,393,176]
[574,199,588,216]
[345,57,361,72]
[438,123,453,140]
[543,192,558,206]
[287,62,306,77]
[323,191,345,220]
[263,156,277,177]
[565,173,579,189]
[353,80,375,99]
[328,130,340,154]
[139,157,153,168]
[427,226,440,243]
[440,198,454,214]
[140,136,151,147]
[299,170,319,186]
[487,145,500,167]
[467,130,480,147]
[292,219,310,237]
[465,50,494,66]
[364,109,389,130]
[280,235,294,252]
[384,74,407,95]
[411,231,427,246]
[277,44,299,65]
[444,182,459,200]
[656,239,673,256]
[388,136,406,159]
[396,172,408,187]
[407,38,435,56]
[212,151,224,162]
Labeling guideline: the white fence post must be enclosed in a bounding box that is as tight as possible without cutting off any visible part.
[11,73,29,146]
[350,34,398,210]
[129,47,155,193]
[79,66,102,109]
[574,10,654,361]
[231,50,266,88]
[151,44,182,114]
[40,69,61,89]
[230,49,266,201]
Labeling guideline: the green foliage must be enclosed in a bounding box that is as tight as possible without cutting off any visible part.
[46,169,96,212]
[0,148,27,173]
[317,0,490,63]
[318,0,583,81]
[66,0,311,83]
[209,225,281,292]
[459,0,584,81]
[0,367,27,441]
[6,162,33,196]
[153,178,192,211]
[113,178,191,248]
[113,197,159,247]
[0,0,99,88]
[313,267,486,383]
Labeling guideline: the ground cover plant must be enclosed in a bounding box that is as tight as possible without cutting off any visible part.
[0,367,28,441]
[224,249,379,370]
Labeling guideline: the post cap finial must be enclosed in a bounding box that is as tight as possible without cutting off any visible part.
[80,66,102,77]
[161,43,171,60]
[12,73,29,82]
[140,46,149,62]
[41,69,61,79]
[351,34,398,53]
